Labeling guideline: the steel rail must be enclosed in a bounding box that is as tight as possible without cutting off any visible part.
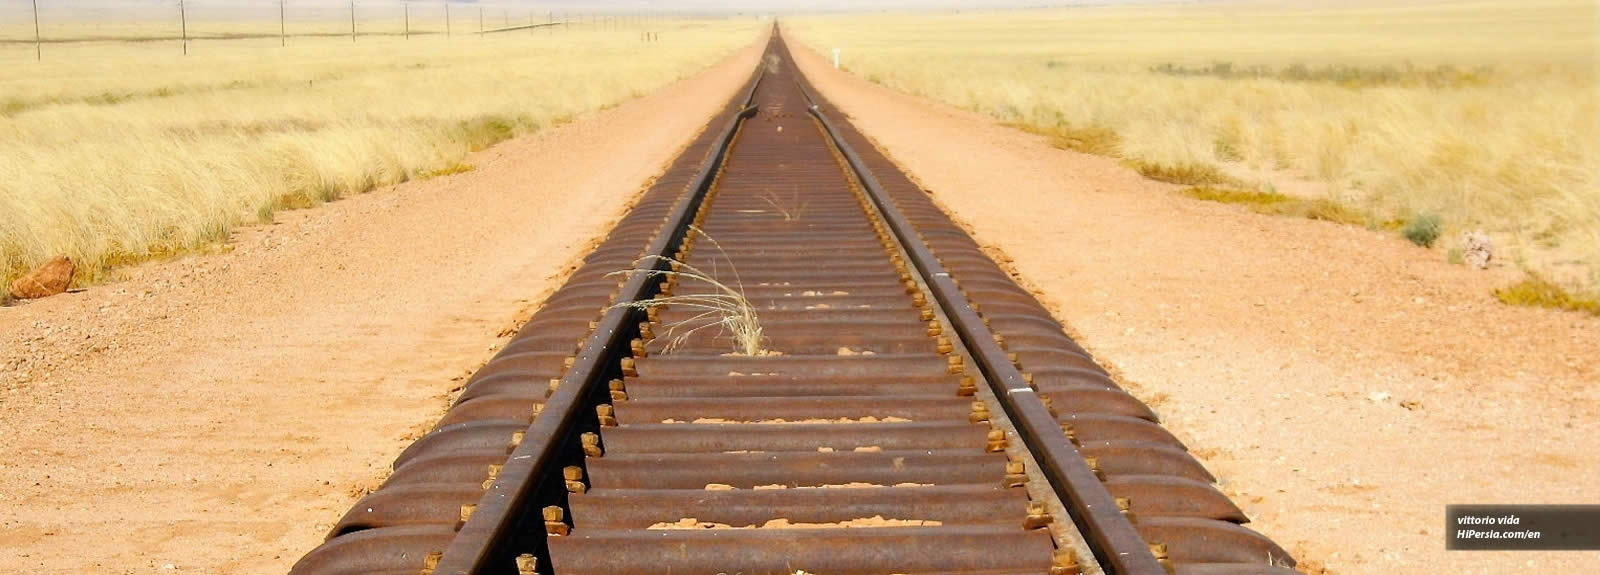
[429,52,767,575]
[798,84,1168,575]
[291,26,1299,575]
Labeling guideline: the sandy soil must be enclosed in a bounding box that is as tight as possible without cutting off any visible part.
[791,39,1600,574]
[0,36,763,574]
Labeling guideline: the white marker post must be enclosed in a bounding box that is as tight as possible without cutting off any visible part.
[832,48,840,69]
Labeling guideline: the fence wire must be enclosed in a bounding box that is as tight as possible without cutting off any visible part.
[1,1,743,46]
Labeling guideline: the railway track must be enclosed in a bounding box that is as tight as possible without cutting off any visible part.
[291,30,1299,575]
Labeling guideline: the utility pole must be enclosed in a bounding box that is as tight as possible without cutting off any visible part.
[444,3,450,38]
[404,3,409,40]
[31,0,41,61]
[178,0,188,55]
[348,0,356,43]
[279,0,286,46]
[478,6,483,37]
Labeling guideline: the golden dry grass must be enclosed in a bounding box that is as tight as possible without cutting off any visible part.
[1183,186,1368,226]
[1494,273,1600,315]
[788,0,1600,294]
[0,20,760,286]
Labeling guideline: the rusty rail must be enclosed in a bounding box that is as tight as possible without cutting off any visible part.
[289,27,1299,575]
[427,59,763,575]
[799,79,1168,575]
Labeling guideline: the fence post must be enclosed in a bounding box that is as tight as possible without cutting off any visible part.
[31,0,41,61]
[179,0,188,55]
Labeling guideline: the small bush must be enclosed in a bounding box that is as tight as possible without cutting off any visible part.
[1494,274,1600,315]
[1130,161,1235,186]
[1402,213,1442,248]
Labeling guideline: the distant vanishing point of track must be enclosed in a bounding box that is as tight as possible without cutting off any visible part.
[290,28,1298,575]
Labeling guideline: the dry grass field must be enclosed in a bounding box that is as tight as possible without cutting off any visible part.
[0,19,760,288]
[788,0,1599,304]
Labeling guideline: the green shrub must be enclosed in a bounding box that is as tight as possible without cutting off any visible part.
[1402,213,1442,247]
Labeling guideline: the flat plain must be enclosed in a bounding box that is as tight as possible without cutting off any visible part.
[1,19,760,289]
[790,0,1599,300]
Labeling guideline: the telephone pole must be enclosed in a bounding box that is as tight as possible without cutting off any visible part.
[279,0,286,46]
[348,0,356,43]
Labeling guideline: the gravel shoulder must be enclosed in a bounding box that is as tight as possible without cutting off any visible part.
[0,37,763,575]
[792,39,1599,575]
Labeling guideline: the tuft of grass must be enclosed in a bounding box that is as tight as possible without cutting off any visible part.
[610,228,768,356]
[460,116,518,151]
[1006,121,1121,156]
[1182,186,1368,226]
[1130,161,1236,186]
[1402,213,1443,248]
[1182,185,1290,207]
[761,188,810,221]
[420,162,476,180]
[1494,274,1600,315]
[1290,199,1367,226]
